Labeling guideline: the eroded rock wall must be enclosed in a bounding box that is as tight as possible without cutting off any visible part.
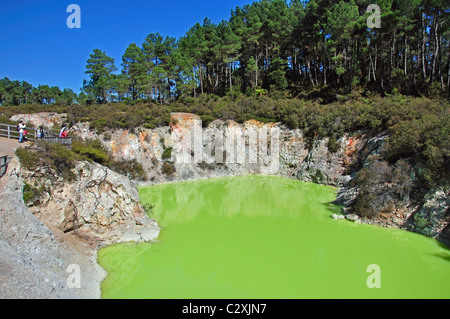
[0,158,105,299]
[1,146,161,299]
[77,113,359,188]
[21,160,160,247]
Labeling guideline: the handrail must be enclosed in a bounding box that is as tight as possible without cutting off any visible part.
[0,122,71,146]
[0,155,8,178]
[0,123,59,142]
[40,136,72,146]
[0,123,72,178]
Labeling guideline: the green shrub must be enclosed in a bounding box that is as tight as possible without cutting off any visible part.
[162,147,173,161]
[311,169,325,184]
[71,139,109,164]
[16,142,79,181]
[353,159,413,218]
[17,139,151,182]
[141,202,155,216]
[23,183,43,204]
[327,135,340,153]
[200,115,215,127]
[90,118,108,133]
[161,162,175,176]
[384,111,449,188]
[15,147,40,170]
[109,159,147,181]
[43,143,79,181]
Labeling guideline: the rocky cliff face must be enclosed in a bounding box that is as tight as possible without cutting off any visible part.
[21,160,160,247]
[0,158,105,298]
[410,187,450,241]
[9,112,449,252]
[11,111,359,187]
[72,113,358,188]
[0,148,160,298]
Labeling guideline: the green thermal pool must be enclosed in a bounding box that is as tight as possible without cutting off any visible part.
[98,175,450,299]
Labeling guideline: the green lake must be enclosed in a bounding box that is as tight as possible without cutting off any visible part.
[98,175,450,299]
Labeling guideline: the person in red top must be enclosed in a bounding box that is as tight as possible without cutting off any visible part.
[59,127,68,138]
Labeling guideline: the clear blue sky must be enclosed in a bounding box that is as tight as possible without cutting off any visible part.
[0,0,253,94]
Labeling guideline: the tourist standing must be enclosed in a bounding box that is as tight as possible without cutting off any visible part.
[37,126,45,139]
[18,121,26,143]
[59,126,68,138]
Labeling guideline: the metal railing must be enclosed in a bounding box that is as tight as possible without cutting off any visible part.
[0,123,71,146]
[0,155,8,177]
[40,136,72,146]
[0,123,38,141]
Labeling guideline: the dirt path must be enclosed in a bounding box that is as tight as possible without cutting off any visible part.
[0,137,31,158]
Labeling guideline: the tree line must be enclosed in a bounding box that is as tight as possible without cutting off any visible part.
[2,0,449,106]
[80,0,449,104]
[0,78,77,106]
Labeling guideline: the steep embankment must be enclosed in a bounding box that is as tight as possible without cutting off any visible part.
[0,157,105,298]
[0,137,160,298]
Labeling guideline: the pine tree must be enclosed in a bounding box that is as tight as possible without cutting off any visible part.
[85,49,117,103]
